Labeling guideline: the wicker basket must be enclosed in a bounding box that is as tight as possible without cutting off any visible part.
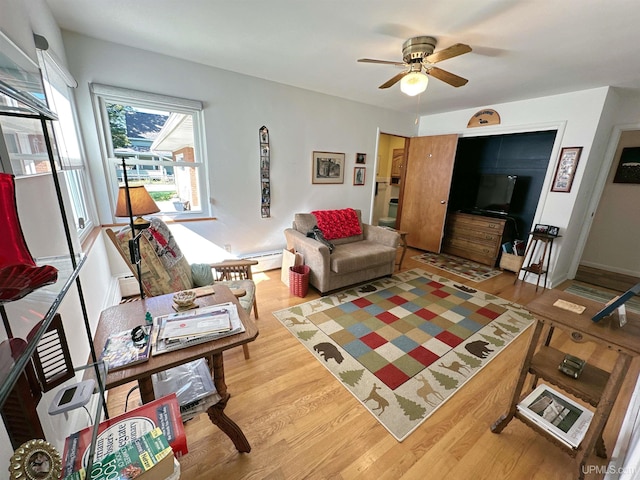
[500,253,525,272]
[289,265,310,297]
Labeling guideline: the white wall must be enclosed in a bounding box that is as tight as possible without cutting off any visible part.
[62,31,418,257]
[415,87,638,286]
[581,129,640,277]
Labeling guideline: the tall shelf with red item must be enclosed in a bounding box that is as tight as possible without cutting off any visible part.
[0,32,107,478]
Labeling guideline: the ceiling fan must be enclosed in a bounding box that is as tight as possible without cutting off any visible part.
[358,36,472,95]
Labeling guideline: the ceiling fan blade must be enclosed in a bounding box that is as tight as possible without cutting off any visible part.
[379,71,409,89]
[358,58,406,67]
[427,66,468,87]
[425,43,472,64]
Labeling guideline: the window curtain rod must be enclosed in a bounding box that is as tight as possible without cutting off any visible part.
[33,33,78,88]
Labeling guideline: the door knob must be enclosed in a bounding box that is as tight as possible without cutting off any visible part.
[440,200,446,204]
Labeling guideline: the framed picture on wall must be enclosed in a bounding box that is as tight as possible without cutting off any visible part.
[356,153,366,164]
[551,147,582,192]
[312,151,345,184]
[353,167,365,185]
[613,147,640,184]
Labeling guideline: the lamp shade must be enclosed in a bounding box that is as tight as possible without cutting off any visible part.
[115,185,160,218]
[400,72,429,96]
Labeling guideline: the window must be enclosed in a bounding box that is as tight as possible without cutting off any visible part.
[36,45,96,239]
[90,84,208,220]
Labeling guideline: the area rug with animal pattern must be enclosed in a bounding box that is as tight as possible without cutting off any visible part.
[273,268,534,441]
[411,251,503,282]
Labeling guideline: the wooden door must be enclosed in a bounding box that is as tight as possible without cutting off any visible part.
[398,134,459,252]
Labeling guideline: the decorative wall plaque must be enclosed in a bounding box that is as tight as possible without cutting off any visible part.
[467,109,501,128]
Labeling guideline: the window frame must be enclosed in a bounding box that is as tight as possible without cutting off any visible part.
[36,48,97,241]
[90,83,209,222]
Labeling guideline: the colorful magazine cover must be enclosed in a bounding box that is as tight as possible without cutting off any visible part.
[61,394,187,478]
[100,325,151,371]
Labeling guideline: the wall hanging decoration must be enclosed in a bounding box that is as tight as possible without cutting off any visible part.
[356,153,366,164]
[312,151,344,184]
[259,126,270,218]
[353,167,366,185]
[551,146,582,192]
[613,146,640,184]
[467,109,501,128]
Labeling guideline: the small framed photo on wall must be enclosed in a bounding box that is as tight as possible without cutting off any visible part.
[356,153,366,164]
[353,167,366,185]
[551,147,582,192]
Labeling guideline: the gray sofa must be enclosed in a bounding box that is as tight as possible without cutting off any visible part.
[284,209,400,294]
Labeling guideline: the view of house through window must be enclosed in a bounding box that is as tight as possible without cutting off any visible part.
[92,84,206,219]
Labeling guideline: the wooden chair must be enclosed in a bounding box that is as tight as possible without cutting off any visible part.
[105,218,258,359]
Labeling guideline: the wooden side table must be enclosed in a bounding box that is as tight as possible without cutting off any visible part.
[491,289,640,479]
[382,227,408,270]
[93,285,259,452]
[515,232,560,291]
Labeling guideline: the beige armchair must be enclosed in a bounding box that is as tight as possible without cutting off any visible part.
[284,209,399,294]
[106,217,258,359]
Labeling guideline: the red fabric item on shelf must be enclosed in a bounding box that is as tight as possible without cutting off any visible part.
[0,173,35,266]
[0,173,58,303]
[311,208,362,240]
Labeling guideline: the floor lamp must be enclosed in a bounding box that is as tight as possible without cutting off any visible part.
[115,159,160,298]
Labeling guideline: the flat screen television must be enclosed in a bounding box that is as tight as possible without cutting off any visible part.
[474,174,517,215]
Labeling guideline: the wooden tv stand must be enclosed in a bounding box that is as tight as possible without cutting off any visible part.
[441,212,507,266]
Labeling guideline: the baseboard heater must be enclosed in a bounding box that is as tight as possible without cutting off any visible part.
[240,250,283,272]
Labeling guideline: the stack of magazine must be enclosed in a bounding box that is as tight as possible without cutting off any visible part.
[517,383,594,449]
[152,358,221,421]
[152,302,245,355]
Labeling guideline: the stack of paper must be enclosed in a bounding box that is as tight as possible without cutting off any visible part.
[152,358,222,421]
[152,302,245,355]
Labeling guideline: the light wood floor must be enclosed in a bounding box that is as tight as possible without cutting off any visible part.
[106,249,639,480]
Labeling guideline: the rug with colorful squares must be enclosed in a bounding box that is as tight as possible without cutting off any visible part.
[273,268,533,441]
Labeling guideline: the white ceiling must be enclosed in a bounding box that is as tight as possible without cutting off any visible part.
[45,0,640,116]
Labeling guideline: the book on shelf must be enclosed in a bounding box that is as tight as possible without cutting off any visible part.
[100,325,151,371]
[61,393,188,478]
[63,427,174,480]
[152,301,245,355]
[517,383,593,449]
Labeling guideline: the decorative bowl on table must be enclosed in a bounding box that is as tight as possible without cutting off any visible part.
[173,290,196,307]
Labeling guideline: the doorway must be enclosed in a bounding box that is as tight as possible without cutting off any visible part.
[575,128,640,290]
[373,133,407,227]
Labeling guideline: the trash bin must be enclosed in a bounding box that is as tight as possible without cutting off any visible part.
[289,265,310,297]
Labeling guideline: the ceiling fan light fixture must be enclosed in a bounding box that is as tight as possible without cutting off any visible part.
[400,72,429,96]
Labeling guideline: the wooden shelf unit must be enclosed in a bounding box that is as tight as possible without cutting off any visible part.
[491,289,640,479]
[442,212,507,266]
